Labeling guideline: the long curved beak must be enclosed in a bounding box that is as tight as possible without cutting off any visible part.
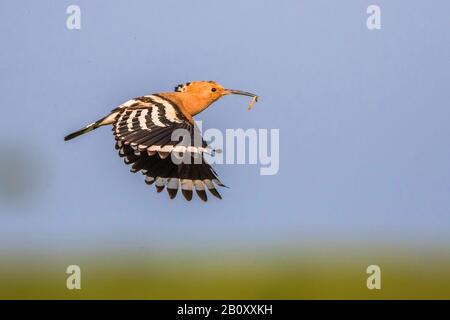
[224,89,258,100]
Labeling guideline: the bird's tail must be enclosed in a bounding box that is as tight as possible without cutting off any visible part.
[64,113,117,141]
[64,122,98,141]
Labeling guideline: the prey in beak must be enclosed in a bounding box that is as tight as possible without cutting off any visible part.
[224,89,259,110]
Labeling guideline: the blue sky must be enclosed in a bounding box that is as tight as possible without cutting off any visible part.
[0,1,449,252]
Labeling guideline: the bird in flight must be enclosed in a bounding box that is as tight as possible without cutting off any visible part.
[64,81,258,201]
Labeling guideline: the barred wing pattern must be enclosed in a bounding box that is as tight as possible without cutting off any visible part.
[112,94,224,201]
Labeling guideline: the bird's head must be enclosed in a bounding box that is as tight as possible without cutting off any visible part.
[173,81,258,115]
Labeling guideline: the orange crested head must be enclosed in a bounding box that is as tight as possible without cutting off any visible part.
[172,81,258,116]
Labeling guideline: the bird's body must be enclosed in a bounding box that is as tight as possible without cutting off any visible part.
[65,81,258,201]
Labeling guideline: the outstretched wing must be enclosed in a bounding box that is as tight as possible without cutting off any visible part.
[112,94,224,201]
[113,95,203,155]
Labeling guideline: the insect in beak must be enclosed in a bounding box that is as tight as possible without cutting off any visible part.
[224,89,259,111]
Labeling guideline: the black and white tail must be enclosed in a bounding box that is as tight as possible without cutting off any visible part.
[64,113,118,141]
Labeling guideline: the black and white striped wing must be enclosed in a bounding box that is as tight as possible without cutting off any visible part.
[113,94,207,155]
[112,94,224,201]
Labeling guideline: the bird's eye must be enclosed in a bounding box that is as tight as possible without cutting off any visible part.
[211,88,217,92]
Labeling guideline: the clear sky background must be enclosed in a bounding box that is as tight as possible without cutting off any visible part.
[0,1,449,253]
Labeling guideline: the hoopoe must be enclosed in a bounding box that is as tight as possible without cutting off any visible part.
[64,81,258,201]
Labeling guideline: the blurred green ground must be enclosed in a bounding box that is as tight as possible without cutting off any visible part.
[1,247,450,299]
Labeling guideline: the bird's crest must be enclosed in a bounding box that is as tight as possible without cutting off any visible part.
[174,81,219,93]
[174,82,191,92]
